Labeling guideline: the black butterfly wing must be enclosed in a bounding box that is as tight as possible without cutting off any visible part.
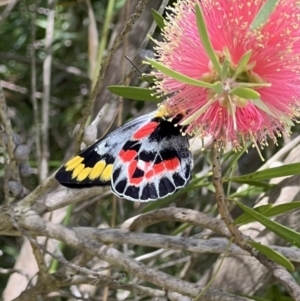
[111,117,193,202]
[55,113,153,188]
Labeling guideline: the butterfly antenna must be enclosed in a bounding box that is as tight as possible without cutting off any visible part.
[125,55,151,86]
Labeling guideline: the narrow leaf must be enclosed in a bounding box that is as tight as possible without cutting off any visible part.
[231,87,260,99]
[233,200,300,248]
[234,204,273,225]
[147,58,216,89]
[108,86,159,102]
[86,0,99,80]
[229,163,300,182]
[151,9,165,29]
[233,50,252,79]
[265,201,300,217]
[236,202,300,225]
[249,241,294,272]
[250,0,280,30]
[221,58,230,80]
[229,185,269,199]
[252,98,277,118]
[195,3,222,76]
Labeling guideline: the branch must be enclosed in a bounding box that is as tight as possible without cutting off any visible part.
[41,0,56,181]
[0,82,21,201]
[0,52,89,78]
[0,0,18,26]
[30,5,41,183]
[20,214,251,301]
[126,207,231,237]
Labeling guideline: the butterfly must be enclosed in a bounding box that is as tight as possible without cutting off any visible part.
[55,106,193,202]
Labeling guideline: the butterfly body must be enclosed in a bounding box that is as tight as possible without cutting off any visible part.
[55,108,193,202]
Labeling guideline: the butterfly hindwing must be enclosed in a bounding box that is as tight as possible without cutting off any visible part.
[111,116,193,202]
[55,113,154,188]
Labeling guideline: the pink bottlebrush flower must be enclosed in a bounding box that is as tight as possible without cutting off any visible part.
[152,0,300,149]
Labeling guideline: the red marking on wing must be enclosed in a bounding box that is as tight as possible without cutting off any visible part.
[128,156,180,184]
[133,122,158,140]
[119,149,137,162]
[130,177,143,185]
[164,157,180,171]
[145,157,181,180]
[128,160,143,185]
[145,170,154,180]
[153,162,165,174]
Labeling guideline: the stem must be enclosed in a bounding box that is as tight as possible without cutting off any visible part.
[211,141,245,246]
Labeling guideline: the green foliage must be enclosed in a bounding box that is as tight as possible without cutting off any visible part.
[108,85,160,102]
[151,9,165,29]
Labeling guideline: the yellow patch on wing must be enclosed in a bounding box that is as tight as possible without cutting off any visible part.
[89,160,106,180]
[65,156,84,171]
[100,164,113,181]
[72,164,85,179]
[77,167,92,181]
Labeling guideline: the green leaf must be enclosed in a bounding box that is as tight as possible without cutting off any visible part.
[172,223,190,236]
[151,9,165,29]
[230,87,260,99]
[229,163,300,182]
[229,185,270,199]
[222,149,246,177]
[139,75,155,83]
[231,180,274,189]
[234,204,273,225]
[239,296,271,301]
[235,202,300,225]
[250,0,280,30]
[252,98,277,118]
[233,200,300,248]
[108,86,159,102]
[147,58,217,90]
[221,58,230,80]
[248,241,294,272]
[264,201,300,217]
[195,3,222,76]
[233,50,252,79]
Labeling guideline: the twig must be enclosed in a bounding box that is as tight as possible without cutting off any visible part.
[0,268,30,280]
[75,0,151,153]
[0,51,89,78]
[10,213,122,283]
[78,228,300,263]
[85,0,98,81]
[0,80,62,103]
[30,240,50,285]
[0,82,20,201]
[30,1,41,184]
[15,173,57,212]
[0,0,18,26]
[211,140,245,245]
[41,0,56,181]
[126,207,231,237]
[51,283,166,300]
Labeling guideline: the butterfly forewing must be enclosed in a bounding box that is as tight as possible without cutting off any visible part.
[55,113,153,188]
[111,117,193,202]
